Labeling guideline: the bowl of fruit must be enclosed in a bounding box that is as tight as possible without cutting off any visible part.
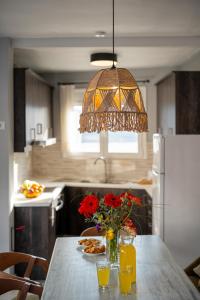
[20,180,45,198]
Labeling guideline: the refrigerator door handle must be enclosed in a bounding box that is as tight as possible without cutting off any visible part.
[152,169,165,176]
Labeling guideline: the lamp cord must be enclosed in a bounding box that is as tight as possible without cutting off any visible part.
[112,0,115,68]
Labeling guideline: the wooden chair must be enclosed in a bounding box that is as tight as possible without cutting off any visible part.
[80,226,105,236]
[0,252,49,283]
[184,257,200,291]
[0,271,43,300]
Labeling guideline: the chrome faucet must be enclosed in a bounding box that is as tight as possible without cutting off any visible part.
[94,156,108,183]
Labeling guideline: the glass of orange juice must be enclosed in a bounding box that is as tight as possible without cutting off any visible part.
[96,261,110,289]
[118,266,132,295]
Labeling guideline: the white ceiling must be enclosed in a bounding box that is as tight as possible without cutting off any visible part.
[1,0,200,73]
[1,0,200,37]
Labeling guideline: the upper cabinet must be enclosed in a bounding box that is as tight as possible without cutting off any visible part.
[157,71,200,135]
[14,68,54,152]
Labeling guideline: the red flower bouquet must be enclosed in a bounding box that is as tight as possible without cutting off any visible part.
[78,191,141,235]
[78,191,141,264]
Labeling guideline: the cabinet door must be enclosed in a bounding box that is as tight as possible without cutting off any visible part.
[15,206,55,280]
[14,68,53,151]
[37,80,52,139]
[176,72,200,134]
[157,74,176,135]
[25,70,53,143]
[25,70,37,144]
[14,69,26,152]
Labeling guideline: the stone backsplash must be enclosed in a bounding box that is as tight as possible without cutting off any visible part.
[31,142,153,182]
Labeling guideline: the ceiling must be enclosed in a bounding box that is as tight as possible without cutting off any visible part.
[14,47,199,72]
[1,0,200,38]
[1,0,200,73]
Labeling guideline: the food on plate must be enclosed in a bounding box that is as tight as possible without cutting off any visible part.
[84,244,105,254]
[79,239,88,245]
[78,238,101,247]
[20,180,45,198]
[78,238,105,254]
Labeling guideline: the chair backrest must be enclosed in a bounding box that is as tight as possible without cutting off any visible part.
[0,252,48,279]
[80,226,105,236]
[184,257,200,276]
[0,277,30,300]
[0,272,43,300]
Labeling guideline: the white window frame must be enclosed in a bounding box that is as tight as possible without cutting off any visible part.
[64,86,147,159]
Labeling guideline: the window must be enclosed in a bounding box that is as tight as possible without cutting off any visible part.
[68,105,100,153]
[65,86,147,158]
[108,131,138,154]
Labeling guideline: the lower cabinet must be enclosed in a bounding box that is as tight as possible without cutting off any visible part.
[57,186,152,236]
[14,205,56,280]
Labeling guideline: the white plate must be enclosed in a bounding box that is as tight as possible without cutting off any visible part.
[77,241,86,249]
[81,249,105,257]
[77,239,102,249]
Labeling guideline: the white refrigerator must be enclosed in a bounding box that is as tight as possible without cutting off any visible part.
[152,134,200,268]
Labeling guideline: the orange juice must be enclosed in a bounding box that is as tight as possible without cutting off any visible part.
[118,268,132,295]
[96,261,110,288]
[119,238,136,283]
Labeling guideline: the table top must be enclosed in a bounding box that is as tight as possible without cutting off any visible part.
[41,235,200,300]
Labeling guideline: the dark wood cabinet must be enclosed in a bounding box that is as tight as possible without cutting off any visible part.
[56,186,152,236]
[14,205,56,279]
[157,71,200,135]
[14,68,53,152]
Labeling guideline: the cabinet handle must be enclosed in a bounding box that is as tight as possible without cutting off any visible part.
[16,225,25,232]
[10,227,14,251]
[30,128,36,141]
[36,123,43,135]
[55,199,64,211]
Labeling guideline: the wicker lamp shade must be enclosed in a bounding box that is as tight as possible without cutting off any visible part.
[79,67,148,133]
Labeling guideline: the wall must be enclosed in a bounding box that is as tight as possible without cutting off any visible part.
[14,152,33,190]
[178,50,200,71]
[32,142,153,182]
[0,38,13,252]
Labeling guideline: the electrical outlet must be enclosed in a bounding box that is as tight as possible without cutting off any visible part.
[0,121,5,130]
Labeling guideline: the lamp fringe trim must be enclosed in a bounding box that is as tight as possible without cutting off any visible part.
[79,111,148,133]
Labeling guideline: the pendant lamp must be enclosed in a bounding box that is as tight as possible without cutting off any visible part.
[79,0,148,133]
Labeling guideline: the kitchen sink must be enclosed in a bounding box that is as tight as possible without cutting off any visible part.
[52,178,96,183]
[52,178,128,184]
[105,180,128,184]
[83,179,129,184]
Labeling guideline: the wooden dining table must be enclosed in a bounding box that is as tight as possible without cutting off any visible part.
[41,235,200,300]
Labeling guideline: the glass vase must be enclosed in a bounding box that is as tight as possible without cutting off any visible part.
[106,231,119,266]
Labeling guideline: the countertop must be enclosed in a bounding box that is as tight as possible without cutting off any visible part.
[14,179,152,207]
[14,185,65,207]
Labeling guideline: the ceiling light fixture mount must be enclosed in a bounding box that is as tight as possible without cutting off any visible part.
[90,52,117,67]
[80,0,148,133]
[95,31,106,38]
